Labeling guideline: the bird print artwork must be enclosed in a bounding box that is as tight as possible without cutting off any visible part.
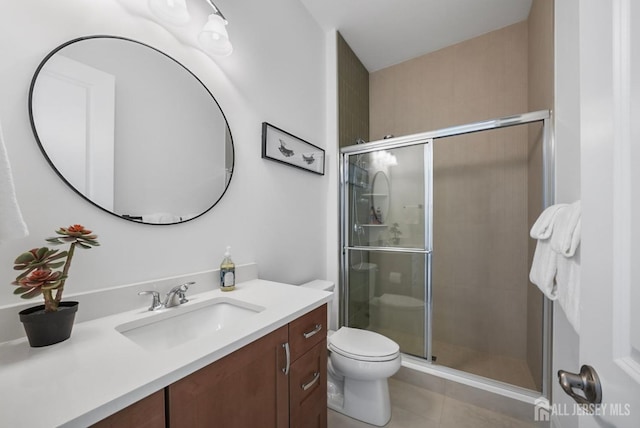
[278,139,295,157]
[302,153,315,164]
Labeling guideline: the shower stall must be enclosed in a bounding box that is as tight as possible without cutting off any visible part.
[339,110,553,397]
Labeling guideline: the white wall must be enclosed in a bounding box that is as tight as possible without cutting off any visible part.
[323,30,340,329]
[553,0,581,426]
[0,0,332,306]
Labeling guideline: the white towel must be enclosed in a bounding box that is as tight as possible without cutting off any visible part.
[0,121,29,243]
[556,247,581,333]
[529,201,582,333]
[529,237,558,300]
[529,203,569,299]
[551,201,581,257]
[530,203,567,239]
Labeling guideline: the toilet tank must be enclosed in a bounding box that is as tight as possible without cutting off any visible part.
[300,280,335,292]
[300,280,336,331]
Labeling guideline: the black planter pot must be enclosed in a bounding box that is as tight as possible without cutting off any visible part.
[19,301,79,347]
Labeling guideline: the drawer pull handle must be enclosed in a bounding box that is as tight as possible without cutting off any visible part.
[301,372,320,391]
[303,324,322,339]
[282,343,290,375]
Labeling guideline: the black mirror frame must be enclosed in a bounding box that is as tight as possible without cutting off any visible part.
[28,35,235,225]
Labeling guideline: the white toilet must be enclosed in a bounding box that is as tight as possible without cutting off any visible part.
[301,280,401,427]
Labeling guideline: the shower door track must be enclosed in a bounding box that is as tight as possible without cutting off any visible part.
[340,109,554,399]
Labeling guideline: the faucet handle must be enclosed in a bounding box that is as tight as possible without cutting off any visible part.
[177,289,188,305]
[164,282,195,307]
[180,281,195,289]
[176,281,194,304]
[138,290,162,311]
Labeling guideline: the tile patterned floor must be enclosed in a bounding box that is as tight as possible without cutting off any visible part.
[328,378,540,428]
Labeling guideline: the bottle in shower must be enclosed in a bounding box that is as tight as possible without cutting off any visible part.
[376,207,383,224]
[220,246,236,291]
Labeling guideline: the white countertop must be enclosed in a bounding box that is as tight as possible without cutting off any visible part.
[0,279,332,428]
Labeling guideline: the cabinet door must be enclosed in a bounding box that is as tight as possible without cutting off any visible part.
[167,325,289,428]
[289,339,327,428]
[91,390,165,428]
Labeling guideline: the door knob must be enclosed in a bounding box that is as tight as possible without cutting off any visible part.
[557,365,602,406]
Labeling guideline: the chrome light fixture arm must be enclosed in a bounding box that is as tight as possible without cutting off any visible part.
[147,0,234,56]
[204,0,227,22]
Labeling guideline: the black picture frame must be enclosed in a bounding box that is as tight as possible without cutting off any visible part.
[261,122,325,175]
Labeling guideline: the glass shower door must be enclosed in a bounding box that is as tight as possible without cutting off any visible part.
[342,140,432,359]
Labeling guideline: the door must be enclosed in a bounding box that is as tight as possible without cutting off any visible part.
[557,0,640,426]
[342,140,432,359]
[31,54,115,210]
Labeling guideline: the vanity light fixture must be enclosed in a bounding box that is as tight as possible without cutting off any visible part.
[147,0,233,56]
[148,0,191,26]
[198,0,233,56]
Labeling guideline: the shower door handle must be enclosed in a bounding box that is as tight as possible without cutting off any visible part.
[557,365,602,406]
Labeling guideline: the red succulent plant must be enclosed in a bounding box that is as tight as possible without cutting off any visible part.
[12,225,99,312]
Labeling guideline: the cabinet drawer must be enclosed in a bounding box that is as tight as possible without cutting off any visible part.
[289,304,327,361]
[289,340,327,428]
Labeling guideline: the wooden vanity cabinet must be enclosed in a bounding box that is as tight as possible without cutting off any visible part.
[167,304,327,428]
[96,304,328,428]
[91,390,165,428]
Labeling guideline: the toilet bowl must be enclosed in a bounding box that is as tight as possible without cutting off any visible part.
[328,327,401,426]
[300,280,401,427]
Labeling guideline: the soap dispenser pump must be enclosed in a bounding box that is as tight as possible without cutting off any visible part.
[219,246,235,291]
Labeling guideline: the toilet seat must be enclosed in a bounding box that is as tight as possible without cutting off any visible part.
[329,327,400,362]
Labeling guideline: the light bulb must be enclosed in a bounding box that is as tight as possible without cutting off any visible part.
[198,14,233,56]
[148,0,190,26]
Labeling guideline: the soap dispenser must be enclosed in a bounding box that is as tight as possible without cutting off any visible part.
[219,246,236,291]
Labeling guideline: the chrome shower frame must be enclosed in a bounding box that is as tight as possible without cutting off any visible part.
[339,109,554,400]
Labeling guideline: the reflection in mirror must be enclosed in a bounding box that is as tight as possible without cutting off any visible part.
[371,170,390,223]
[29,36,234,224]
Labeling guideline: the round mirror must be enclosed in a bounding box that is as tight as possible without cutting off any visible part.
[371,171,390,223]
[29,36,234,224]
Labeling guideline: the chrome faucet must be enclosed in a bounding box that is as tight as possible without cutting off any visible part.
[138,281,195,311]
[163,282,193,308]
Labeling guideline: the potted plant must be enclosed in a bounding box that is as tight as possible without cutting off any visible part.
[389,222,402,245]
[11,225,99,347]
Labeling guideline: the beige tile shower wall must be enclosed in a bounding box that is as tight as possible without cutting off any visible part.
[527,0,555,391]
[370,22,530,359]
[338,33,369,148]
[370,22,528,141]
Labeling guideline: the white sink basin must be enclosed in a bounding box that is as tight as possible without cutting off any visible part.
[116,297,264,351]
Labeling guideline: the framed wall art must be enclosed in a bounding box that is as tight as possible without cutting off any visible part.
[261,122,325,175]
